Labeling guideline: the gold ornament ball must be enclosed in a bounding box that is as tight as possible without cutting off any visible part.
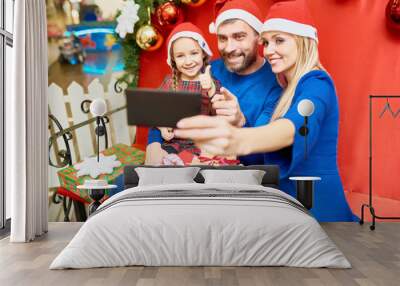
[135,25,164,51]
[181,0,208,8]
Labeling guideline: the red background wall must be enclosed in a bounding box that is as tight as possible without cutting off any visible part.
[137,0,400,208]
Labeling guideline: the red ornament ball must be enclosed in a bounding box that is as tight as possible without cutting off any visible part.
[386,0,400,32]
[156,2,184,28]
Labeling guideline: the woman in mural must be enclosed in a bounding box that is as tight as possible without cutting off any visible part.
[175,0,357,222]
[145,22,239,166]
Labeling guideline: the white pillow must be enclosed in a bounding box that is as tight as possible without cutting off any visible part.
[200,169,266,185]
[135,167,200,186]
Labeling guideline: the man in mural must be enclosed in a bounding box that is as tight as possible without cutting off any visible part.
[208,0,282,165]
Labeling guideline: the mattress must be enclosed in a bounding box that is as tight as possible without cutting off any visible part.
[50,183,351,269]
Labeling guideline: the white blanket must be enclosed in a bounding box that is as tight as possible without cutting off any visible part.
[50,183,351,269]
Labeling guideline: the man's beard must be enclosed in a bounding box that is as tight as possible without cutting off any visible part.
[221,47,258,73]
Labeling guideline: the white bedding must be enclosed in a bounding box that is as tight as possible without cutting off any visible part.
[50,183,351,269]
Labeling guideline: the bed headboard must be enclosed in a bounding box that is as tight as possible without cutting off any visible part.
[123,165,280,189]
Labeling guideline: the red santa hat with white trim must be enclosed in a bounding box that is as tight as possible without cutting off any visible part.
[209,0,263,34]
[261,0,318,42]
[166,22,213,67]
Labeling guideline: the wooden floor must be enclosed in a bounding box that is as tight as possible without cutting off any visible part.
[0,223,399,286]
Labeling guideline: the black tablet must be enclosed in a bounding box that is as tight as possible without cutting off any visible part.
[126,88,202,128]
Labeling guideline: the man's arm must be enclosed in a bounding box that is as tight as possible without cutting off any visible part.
[211,87,246,127]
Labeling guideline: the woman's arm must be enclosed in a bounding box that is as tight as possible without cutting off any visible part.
[238,118,295,154]
[174,115,295,156]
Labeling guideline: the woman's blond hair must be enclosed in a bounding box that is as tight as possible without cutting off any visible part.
[270,36,325,121]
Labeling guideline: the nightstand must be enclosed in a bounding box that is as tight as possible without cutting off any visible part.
[77,183,117,215]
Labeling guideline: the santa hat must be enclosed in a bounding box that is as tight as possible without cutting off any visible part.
[261,0,318,42]
[209,0,263,34]
[166,22,213,67]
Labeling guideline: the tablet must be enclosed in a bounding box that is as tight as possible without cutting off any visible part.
[126,88,202,127]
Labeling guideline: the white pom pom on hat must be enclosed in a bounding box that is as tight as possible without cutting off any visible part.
[209,22,216,34]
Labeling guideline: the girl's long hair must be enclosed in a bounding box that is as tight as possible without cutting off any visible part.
[270,36,325,121]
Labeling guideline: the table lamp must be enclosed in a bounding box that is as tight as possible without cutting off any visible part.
[79,98,116,215]
[297,99,314,160]
[290,99,320,210]
[90,98,107,162]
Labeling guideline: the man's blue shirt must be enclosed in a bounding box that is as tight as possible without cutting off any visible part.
[210,59,281,165]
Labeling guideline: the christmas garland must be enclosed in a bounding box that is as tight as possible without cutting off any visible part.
[115,0,207,91]
[115,0,168,89]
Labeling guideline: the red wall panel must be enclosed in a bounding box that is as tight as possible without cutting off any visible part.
[137,0,400,201]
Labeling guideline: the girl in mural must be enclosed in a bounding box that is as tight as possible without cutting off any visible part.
[145,22,239,166]
[174,0,357,222]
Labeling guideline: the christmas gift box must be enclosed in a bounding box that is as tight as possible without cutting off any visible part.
[57,143,145,203]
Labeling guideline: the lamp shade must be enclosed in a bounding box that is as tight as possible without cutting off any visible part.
[297,99,315,117]
[90,98,107,117]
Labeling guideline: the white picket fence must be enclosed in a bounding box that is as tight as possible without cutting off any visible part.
[48,76,136,188]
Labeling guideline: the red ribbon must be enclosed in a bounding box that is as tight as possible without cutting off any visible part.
[198,155,240,166]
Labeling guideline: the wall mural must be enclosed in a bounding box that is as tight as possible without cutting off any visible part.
[47,0,400,224]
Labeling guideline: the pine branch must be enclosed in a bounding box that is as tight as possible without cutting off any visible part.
[117,0,171,88]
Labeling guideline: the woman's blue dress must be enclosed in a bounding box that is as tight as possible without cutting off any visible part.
[264,70,357,222]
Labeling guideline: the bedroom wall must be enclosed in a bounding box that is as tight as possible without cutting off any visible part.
[137,0,400,203]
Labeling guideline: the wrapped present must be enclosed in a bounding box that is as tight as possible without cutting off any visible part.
[160,150,241,166]
[197,155,240,166]
[178,150,195,165]
[57,143,145,203]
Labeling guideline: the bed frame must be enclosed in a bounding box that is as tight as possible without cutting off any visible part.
[123,165,280,189]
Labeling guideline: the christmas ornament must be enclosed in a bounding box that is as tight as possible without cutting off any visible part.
[75,154,121,178]
[181,0,208,8]
[156,1,184,29]
[386,0,400,32]
[135,24,164,51]
[115,0,140,38]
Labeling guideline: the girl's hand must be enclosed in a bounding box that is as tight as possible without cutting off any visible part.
[145,143,168,165]
[162,153,184,166]
[174,115,245,156]
[159,127,175,141]
[199,65,214,92]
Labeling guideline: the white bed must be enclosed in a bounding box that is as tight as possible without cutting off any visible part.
[50,181,351,269]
